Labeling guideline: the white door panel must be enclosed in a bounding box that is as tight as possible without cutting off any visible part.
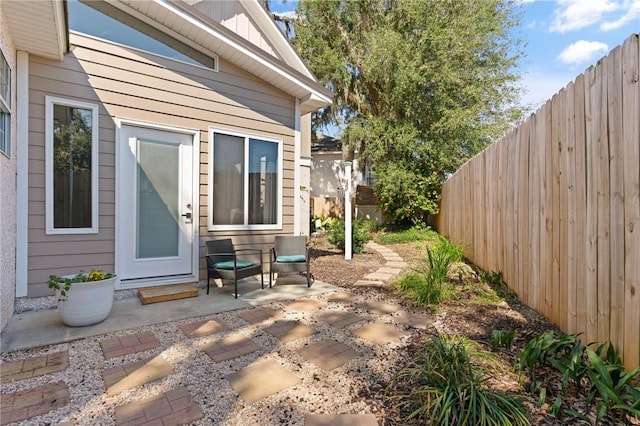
[117,124,195,286]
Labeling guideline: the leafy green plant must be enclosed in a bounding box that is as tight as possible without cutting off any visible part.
[518,331,640,423]
[387,334,528,425]
[310,215,335,233]
[48,269,115,302]
[328,218,372,253]
[478,270,504,286]
[585,343,640,423]
[492,329,517,351]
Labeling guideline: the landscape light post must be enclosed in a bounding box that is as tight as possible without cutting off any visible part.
[344,161,352,260]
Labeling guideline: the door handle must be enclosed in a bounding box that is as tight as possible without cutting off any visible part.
[181,212,192,219]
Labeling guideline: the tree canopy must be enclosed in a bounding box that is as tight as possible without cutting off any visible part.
[289,0,525,225]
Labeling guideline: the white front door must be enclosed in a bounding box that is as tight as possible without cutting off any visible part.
[117,123,197,288]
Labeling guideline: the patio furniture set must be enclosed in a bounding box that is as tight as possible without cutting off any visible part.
[206,236,313,298]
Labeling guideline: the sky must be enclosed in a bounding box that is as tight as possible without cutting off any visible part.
[269,0,639,133]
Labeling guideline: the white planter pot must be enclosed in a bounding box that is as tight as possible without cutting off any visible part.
[55,276,116,327]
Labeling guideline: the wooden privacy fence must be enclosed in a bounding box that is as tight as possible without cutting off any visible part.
[436,34,639,369]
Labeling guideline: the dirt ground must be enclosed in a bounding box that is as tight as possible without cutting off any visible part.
[308,237,638,425]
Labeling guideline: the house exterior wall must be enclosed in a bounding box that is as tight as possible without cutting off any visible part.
[0,7,17,330]
[310,152,367,219]
[25,33,298,296]
[299,114,312,234]
[189,0,278,58]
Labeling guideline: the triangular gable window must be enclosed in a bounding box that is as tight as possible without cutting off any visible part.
[68,0,217,70]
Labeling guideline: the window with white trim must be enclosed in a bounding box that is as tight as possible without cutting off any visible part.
[208,129,282,230]
[0,49,11,156]
[45,97,99,234]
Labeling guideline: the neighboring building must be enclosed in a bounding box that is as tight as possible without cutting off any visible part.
[310,133,380,223]
[0,0,331,331]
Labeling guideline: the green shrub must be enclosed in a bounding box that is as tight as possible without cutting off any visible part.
[387,334,528,425]
[328,219,372,253]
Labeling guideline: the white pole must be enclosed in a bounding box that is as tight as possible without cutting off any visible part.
[344,162,352,260]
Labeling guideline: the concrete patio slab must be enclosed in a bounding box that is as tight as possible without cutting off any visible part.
[364,272,395,281]
[237,307,281,324]
[297,339,359,371]
[263,320,316,343]
[326,292,356,303]
[0,381,69,425]
[317,311,365,328]
[357,300,397,315]
[113,386,203,425]
[103,355,174,396]
[225,358,300,404]
[0,350,68,383]
[352,280,386,288]
[286,299,326,311]
[1,280,340,353]
[202,334,259,363]
[179,319,227,338]
[305,413,379,426]
[394,312,434,329]
[352,323,406,345]
[100,331,159,359]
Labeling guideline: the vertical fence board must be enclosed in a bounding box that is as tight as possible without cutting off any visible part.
[499,136,507,279]
[574,73,588,337]
[485,144,496,272]
[436,34,640,369]
[506,131,517,290]
[518,119,530,304]
[565,82,578,334]
[608,45,626,353]
[543,102,554,320]
[585,65,600,344]
[622,34,640,368]
[551,93,562,328]
[529,112,541,311]
[596,57,611,344]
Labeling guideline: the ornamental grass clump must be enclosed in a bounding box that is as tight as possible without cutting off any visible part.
[386,334,529,425]
[48,269,115,302]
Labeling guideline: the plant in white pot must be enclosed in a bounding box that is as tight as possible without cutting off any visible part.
[48,269,116,327]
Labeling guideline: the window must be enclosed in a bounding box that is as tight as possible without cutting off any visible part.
[68,0,217,70]
[0,49,10,156]
[208,130,282,230]
[46,97,99,234]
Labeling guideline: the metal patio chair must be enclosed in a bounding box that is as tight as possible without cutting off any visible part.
[206,239,263,298]
[269,235,313,288]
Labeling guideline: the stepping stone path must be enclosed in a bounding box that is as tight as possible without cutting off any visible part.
[0,242,433,425]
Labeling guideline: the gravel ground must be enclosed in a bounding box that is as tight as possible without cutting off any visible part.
[1,286,430,425]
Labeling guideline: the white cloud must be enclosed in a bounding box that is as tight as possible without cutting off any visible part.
[550,0,620,33]
[601,0,640,30]
[557,40,609,64]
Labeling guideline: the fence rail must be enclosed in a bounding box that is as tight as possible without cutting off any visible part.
[436,34,639,369]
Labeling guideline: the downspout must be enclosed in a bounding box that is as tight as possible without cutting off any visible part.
[15,51,28,297]
[294,98,301,235]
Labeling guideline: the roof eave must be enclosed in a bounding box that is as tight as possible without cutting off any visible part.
[0,0,68,60]
[116,0,332,113]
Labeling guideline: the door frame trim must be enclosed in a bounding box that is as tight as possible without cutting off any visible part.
[115,118,200,289]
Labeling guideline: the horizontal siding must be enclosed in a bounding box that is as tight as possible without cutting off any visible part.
[26,34,297,295]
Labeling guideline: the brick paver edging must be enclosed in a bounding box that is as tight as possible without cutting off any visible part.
[0,381,69,425]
